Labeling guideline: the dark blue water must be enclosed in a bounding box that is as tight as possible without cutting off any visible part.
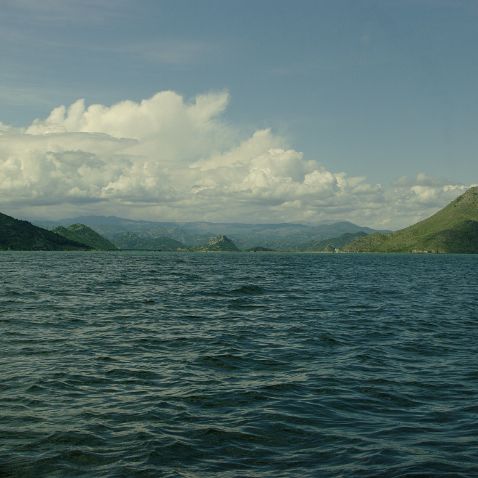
[1,252,478,477]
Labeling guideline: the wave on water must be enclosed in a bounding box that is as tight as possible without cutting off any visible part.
[1,251,478,477]
[231,284,265,295]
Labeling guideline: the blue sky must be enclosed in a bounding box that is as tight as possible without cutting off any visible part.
[0,0,477,226]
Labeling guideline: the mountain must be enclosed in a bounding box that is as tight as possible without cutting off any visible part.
[0,212,90,251]
[33,216,383,251]
[345,187,478,253]
[111,232,184,250]
[53,224,117,251]
[194,235,240,252]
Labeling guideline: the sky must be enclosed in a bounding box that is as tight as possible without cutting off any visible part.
[0,0,477,228]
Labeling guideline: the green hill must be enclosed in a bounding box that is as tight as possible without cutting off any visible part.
[53,224,117,250]
[0,212,90,251]
[345,186,478,253]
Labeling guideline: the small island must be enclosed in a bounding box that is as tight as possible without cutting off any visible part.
[186,235,240,252]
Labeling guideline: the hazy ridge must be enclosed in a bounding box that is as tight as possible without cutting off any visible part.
[35,216,382,251]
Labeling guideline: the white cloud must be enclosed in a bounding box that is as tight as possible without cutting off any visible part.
[0,90,471,228]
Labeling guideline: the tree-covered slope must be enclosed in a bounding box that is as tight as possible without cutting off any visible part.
[0,212,90,251]
[345,187,478,253]
[53,224,117,250]
[418,220,478,253]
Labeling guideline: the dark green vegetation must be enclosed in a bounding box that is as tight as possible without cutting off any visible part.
[0,212,90,251]
[53,224,117,251]
[345,187,478,253]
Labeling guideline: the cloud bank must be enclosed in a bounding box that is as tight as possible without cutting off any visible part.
[0,90,470,228]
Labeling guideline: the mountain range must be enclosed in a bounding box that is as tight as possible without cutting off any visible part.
[3,186,477,252]
[35,217,382,251]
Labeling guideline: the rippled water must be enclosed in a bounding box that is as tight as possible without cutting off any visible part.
[1,252,478,477]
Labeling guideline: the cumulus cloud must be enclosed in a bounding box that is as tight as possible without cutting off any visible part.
[0,90,471,227]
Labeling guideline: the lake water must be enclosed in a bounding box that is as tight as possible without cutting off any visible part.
[1,252,478,477]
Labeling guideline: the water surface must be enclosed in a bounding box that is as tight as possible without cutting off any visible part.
[1,252,477,477]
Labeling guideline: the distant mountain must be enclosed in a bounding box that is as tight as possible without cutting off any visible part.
[111,232,184,251]
[193,235,240,252]
[0,212,90,251]
[345,187,478,253]
[34,216,383,250]
[53,224,117,251]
